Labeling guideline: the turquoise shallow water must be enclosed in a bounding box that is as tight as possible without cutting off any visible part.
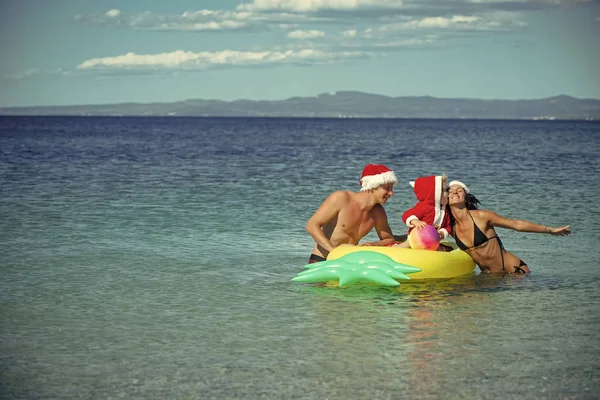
[1,116,599,399]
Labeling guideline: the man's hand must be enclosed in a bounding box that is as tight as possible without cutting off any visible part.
[358,241,378,247]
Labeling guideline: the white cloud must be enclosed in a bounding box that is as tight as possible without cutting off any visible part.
[77,1,577,35]
[400,15,480,29]
[76,9,255,31]
[59,1,593,78]
[175,20,247,31]
[337,32,441,50]
[106,9,120,18]
[287,29,326,39]
[369,36,439,48]
[375,12,527,33]
[422,15,478,28]
[238,0,405,12]
[76,49,366,71]
[467,0,526,3]
[3,68,38,79]
[467,0,586,4]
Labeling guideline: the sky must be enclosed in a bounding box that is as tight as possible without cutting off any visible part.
[1,0,599,107]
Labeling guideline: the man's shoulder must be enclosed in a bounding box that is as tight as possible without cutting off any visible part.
[328,190,354,199]
[371,202,388,213]
[322,190,354,206]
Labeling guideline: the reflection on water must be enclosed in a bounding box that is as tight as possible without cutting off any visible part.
[290,277,496,396]
[288,273,599,398]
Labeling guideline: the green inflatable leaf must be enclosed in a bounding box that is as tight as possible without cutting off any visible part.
[292,251,421,287]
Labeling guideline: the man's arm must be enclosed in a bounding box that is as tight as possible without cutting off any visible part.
[305,191,347,253]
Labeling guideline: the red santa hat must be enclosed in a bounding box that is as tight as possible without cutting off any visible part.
[408,175,444,205]
[360,164,398,191]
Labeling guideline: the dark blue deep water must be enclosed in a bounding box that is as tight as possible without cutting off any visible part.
[1,116,599,399]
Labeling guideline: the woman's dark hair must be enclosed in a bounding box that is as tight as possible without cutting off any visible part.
[466,193,481,210]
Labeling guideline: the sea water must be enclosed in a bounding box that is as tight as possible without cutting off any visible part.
[1,116,599,399]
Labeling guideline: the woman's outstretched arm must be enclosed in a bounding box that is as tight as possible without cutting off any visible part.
[483,210,571,236]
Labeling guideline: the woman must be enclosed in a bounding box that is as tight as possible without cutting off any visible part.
[447,181,571,274]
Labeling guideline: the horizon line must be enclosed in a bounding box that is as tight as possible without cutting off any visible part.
[2,91,600,109]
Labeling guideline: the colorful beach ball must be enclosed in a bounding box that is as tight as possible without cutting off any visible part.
[408,225,440,250]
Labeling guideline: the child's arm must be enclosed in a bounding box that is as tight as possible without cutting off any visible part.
[402,203,428,230]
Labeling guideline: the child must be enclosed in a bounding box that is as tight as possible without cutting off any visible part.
[395,175,451,250]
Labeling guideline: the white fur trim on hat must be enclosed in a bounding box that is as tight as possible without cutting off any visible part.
[360,171,398,191]
[448,180,470,194]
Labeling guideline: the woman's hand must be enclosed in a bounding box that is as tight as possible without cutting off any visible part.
[547,225,572,236]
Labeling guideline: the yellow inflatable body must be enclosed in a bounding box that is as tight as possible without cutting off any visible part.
[327,242,476,281]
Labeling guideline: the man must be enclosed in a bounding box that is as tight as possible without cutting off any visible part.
[306,164,398,263]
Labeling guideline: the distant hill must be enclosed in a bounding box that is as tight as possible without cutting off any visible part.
[1,91,599,120]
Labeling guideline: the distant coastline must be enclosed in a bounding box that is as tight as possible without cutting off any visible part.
[1,91,598,120]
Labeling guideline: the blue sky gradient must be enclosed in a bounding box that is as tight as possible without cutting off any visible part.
[1,0,599,106]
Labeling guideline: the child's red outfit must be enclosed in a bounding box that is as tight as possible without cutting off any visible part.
[402,175,451,239]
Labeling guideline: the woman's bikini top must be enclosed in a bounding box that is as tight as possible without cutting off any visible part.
[453,212,500,251]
